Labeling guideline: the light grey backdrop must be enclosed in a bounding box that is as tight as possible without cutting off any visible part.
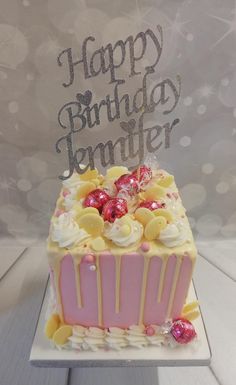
[0,0,236,245]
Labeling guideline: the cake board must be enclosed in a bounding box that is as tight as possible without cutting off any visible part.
[30,279,211,368]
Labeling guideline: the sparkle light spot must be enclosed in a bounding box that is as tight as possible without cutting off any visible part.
[179,136,191,147]
[196,214,222,237]
[0,25,29,69]
[183,96,192,106]
[216,182,229,194]
[180,184,206,211]
[8,101,19,114]
[221,78,229,86]
[17,179,32,192]
[202,163,214,175]
[197,104,207,115]
[186,33,194,41]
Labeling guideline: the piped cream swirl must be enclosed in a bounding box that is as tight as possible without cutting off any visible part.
[159,220,189,247]
[62,171,84,190]
[104,215,143,247]
[106,327,128,350]
[51,212,89,248]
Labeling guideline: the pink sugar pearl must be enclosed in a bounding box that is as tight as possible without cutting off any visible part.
[63,190,70,197]
[140,242,150,252]
[83,254,96,264]
[146,326,155,336]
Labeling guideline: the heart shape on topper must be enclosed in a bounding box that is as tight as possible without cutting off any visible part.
[76,90,92,106]
[120,119,136,132]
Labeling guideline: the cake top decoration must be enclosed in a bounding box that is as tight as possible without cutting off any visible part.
[48,163,193,253]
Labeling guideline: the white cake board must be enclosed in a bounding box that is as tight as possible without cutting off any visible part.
[30,281,211,368]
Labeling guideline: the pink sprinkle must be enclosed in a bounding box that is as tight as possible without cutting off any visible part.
[146,326,155,336]
[83,254,96,264]
[63,190,70,197]
[55,209,64,217]
[140,242,150,252]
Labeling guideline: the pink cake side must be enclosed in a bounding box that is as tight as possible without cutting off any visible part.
[51,252,193,328]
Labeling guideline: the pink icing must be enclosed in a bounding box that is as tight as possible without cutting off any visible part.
[57,252,193,328]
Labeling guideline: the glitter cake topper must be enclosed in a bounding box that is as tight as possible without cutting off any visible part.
[55,25,181,180]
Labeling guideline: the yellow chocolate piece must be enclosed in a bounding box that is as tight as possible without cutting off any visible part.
[144,216,167,241]
[57,196,64,208]
[143,185,165,200]
[52,325,73,345]
[91,237,106,251]
[184,310,200,321]
[79,168,99,181]
[76,182,96,200]
[157,174,174,188]
[91,178,101,187]
[98,175,104,184]
[76,207,99,219]
[134,207,155,226]
[45,314,60,339]
[106,166,128,179]
[78,213,104,236]
[120,224,131,236]
[153,208,174,223]
[182,301,199,314]
[71,203,83,217]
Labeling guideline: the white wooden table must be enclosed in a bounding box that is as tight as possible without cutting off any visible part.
[0,237,235,385]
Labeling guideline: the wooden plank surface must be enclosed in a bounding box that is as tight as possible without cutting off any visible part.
[197,240,236,281]
[0,237,26,280]
[0,246,68,385]
[159,367,218,385]
[194,255,236,385]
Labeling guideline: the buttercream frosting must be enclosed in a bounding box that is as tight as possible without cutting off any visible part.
[63,189,77,210]
[106,327,128,350]
[51,212,89,248]
[104,215,143,247]
[159,220,189,247]
[126,325,148,348]
[54,324,171,351]
[62,171,84,190]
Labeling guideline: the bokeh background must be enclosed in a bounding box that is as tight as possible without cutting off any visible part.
[0,0,236,245]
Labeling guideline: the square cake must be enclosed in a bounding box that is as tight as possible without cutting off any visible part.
[46,164,198,350]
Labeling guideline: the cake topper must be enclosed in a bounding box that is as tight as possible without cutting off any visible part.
[55,25,181,180]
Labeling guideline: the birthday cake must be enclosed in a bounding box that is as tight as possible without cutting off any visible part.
[45,164,199,351]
